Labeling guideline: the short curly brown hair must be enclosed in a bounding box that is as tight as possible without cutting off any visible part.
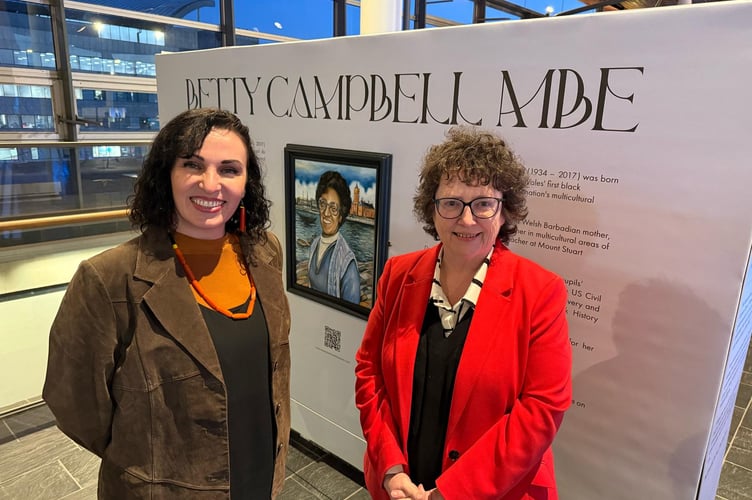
[413,126,529,244]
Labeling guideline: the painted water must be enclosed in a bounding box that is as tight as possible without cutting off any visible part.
[293,207,376,307]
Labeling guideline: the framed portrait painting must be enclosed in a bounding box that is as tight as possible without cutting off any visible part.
[284,144,392,319]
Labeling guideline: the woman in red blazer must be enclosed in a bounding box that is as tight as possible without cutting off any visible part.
[355,127,572,500]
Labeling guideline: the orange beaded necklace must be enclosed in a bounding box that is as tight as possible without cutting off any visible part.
[169,233,257,320]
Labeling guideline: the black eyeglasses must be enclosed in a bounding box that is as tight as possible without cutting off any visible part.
[434,197,503,219]
[318,199,341,216]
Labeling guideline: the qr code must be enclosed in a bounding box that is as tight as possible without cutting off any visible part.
[324,326,341,352]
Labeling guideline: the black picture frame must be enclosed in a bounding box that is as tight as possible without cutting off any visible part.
[284,144,392,319]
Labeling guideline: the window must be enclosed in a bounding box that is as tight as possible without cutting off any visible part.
[75,89,159,131]
[426,0,474,25]
[66,8,223,77]
[235,0,334,40]
[0,84,54,131]
[70,0,220,24]
[1,0,375,246]
[0,143,149,247]
[346,4,361,35]
[0,1,56,70]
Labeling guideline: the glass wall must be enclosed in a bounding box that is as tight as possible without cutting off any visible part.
[70,0,221,24]
[0,142,148,246]
[78,144,148,209]
[427,0,474,25]
[76,89,159,131]
[65,8,223,78]
[0,0,231,242]
[346,3,361,35]
[0,84,54,131]
[234,0,335,40]
[0,1,56,69]
[0,143,149,215]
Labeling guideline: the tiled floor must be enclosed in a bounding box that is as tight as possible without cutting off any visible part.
[0,405,368,500]
[2,345,752,500]
[717,342,752,500]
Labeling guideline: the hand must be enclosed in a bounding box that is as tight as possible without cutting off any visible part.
[383,472,426,499]
[426,488,445,500]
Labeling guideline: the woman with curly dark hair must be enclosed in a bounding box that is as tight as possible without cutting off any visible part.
[356,126,572,500]
[44,108,291,499]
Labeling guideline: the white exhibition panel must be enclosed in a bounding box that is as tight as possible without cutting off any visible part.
[155,2,752,498]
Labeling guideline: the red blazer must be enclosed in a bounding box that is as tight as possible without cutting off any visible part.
[355,241,572,500]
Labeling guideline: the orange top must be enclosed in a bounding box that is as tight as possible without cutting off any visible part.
[173,232,251,310]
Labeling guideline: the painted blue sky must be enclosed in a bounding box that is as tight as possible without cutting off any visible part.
[294,158,378,206]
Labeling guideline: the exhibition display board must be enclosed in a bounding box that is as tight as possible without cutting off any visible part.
[155,2,752,498]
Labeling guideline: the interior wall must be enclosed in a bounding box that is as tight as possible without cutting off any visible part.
[0,232,133,411]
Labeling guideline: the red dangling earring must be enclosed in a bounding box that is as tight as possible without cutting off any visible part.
[239,201,246,232]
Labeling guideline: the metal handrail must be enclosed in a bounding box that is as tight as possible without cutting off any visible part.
[0,209,128,231]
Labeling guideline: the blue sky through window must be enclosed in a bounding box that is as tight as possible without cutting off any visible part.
[189,0,594,38]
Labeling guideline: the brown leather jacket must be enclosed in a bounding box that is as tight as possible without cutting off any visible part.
[43,228,291,499]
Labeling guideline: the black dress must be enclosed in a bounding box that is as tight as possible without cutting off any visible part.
[201,296,275,499]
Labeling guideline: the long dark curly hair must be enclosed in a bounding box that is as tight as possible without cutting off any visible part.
[128,108,270,250]
[413,126,529,244]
